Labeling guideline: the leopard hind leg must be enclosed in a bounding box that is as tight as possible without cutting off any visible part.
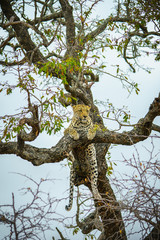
[86,144,102,200]
[65,152,75,211]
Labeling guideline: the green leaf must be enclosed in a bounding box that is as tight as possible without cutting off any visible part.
[73,227,79,235]
[6,88,12,95]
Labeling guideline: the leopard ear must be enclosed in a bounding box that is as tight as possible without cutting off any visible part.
[72,105,76,110]
[72,105,77,112]
[87,105,91,111]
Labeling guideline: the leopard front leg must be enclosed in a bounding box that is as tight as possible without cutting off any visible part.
[87,124,101,140]
[64,127,79,140]
[65,152,76,211]
[86,144,102,200]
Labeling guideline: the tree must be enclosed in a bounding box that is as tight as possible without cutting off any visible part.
[0,0,160,239]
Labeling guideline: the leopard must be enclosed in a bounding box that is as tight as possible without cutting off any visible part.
[64,104,102,211]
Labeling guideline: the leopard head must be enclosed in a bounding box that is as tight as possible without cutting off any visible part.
[72,104,91,125]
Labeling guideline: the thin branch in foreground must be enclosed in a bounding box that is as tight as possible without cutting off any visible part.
[0,174,64,240]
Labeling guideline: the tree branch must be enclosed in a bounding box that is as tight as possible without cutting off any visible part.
[0,0,45,63]
[0,137,69,166]
[152,123,160,133]
[84,16,130,43]
[0,32,15,49]
[75,189,103,234]
[3,20,49,47]
[28,11,64,25]
[0,94,159,165]
[59,0,75,53]
[0,214,14,225]
[123,36,136,73]
[56,227,67,240]
[143,222,160,240]
[17,107,40,143]
[96,93,160,145]
[0,58,26,66]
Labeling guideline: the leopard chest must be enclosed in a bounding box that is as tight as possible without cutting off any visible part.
[72,122,91,133]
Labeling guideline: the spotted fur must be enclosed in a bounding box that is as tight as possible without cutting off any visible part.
[64,104,101,211]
